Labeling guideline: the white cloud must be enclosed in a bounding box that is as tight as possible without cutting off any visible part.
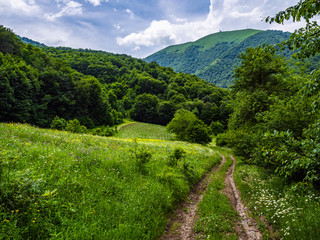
[171,15,187,23]
[132,46,140,51]
[0,0,41,15]
[126,9,135,19]
[45,1,83,21]
[85,0,109,6]
[117,0,303,53]
[117,0,223,48]
[86,0,101,6]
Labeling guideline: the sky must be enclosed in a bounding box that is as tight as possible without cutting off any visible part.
[0,0,310,58]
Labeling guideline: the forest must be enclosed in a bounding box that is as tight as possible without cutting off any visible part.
[0,26,230,142]
[216,0,320,189]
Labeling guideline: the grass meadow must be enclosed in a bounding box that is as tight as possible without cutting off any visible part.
[0,123,220,239]
[234,159,320,239]
[115,122,175,141]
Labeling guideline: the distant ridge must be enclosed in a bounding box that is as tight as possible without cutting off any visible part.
[145,29,291,88]
[17,35,46,48]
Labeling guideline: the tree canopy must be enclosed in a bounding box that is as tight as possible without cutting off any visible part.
[266,0,320,58]
[0,26,230,135]
[217,1,320,187]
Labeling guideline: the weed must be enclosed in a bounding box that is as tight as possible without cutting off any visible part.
[234,159,320,239]
[168,147,185,167]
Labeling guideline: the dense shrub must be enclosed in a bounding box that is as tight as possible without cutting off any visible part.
[168,147,186,167]
[185,119,212,144]
[50,116,67,130]
[210,121,225,136]
[65,119,87,133]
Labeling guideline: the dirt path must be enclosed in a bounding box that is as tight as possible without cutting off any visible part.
[160,155,226,240]
[224,155,262,240]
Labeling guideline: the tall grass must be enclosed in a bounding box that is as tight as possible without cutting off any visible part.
[0,123,220,239]
[234,159,320,239]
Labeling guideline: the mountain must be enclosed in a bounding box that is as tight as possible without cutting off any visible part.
[17,35,46,47]
[145,29,291,88]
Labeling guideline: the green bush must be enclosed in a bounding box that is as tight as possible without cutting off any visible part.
[92,126,116,137]
[185,119,212,144]
[65,119,87,133]
[216,131,257,162]
[168,147,186,167]
[167,109,211,144]
[131,140,153,173]
[50,116,67,130]
[167,109,197,141]
[210,121,225,136]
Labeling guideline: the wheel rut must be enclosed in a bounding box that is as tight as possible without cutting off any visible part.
[160,155,226,240]
[224,155,262,240]
[160,154,262,240]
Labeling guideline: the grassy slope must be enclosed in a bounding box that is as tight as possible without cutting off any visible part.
[156,29,261,54]
[145,29,292,87]
[0,123,221,239]
[115,122,175,140]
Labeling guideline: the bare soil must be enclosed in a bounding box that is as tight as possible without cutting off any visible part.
[159,155,226,240]
[224,155,262,240]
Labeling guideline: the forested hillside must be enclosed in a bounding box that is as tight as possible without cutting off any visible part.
[216,3,320,189]
[145,29,292,87]
[0,26,230,136]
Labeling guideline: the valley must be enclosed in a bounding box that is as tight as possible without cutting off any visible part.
[2,0,320,239]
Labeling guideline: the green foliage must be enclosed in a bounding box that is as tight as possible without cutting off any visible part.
[223,1,320,187]
[65,119,87,133]
[167,109,212,144]
[130,93,159,123]
[168,147,186,167]
[0,25,23,55]
[0,123,219,239]
[50,116,67,130]
[158,101,176,125]
[131,140,153,173]
[91,126,116,137]
[167,109,197,141]
[266,0,320,58]
[185,119,212,144]
[146,29,293,87]
[0,25,229,137]
[234,158,320,239]
[210,121,225,136]
[232,45,289,94]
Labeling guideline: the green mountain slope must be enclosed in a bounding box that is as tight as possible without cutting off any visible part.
[145,29,291,88]
[17,35,46,47]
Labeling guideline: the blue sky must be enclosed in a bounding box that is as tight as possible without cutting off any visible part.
[0,0,309,58]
